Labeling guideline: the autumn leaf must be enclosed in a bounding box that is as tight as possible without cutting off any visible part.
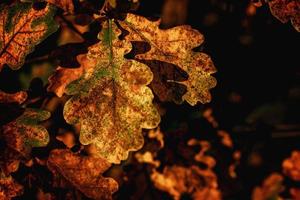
[151,165,221,200]
[46,0,74,14]
[119,14,217,105]
[2,108,50,159]
[63,20,160,163]
[0,2,59,71]
[0,90,27,104]
[135,151,160,167]
[21,0,74,13]
[0,172,23,200]
[252,173,284,200]
[187,139,216,168]
[282,151,300,181]
[47,149,118,200]
[268,0,300,32]
[47,55,88,97]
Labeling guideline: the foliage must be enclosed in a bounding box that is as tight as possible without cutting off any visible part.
[0,0,299,199]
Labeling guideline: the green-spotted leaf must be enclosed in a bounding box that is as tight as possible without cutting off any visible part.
[0,3,59,71]
[2,108,51,158]
[119,14,217,105]
[63,20,160,164]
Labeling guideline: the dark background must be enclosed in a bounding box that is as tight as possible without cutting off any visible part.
[0,0,299,199]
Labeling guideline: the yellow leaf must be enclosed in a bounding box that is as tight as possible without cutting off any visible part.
[63,20,160,164]
[120,14,217,105]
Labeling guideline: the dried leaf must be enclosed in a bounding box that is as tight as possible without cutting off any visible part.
[252,173,284,200]
[135,151,160,167]
[36,188,54,200]
[187,139,216,168]
[56,131,76,149]
[148,127,164,148]
[46,0,74,14]
[0,148,21,175]
[120,14,217,105]
[0,90,27,104]
[282,151,300,181]
[290,188,300,200]
[268,0,300,32]
[151,165,221,200]
[47,55,87,97]
[2,108,50,159]
[63,20,160,163]
[0,3,58,71]
[47,149,118,200]
[228,151,241,179]
[0,172,23,200]
[217,130,233,148]
[203,108,218,128]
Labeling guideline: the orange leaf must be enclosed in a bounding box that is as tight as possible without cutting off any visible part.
[47,149,118,200]
[0,2,58,71]
[0,90,27,104]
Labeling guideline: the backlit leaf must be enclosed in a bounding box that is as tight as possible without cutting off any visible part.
[2,108,50,159]
[151,165,221,200]
[47,55,87,97]
[0,90,27,104]
[282,151,300,181]
[47,149,118,200]
[120,14,217,105]
[269,0,300,32]
[63,20,160,164]
[252,173,284,200]
[0,3,59,71]
[0,172,23,200]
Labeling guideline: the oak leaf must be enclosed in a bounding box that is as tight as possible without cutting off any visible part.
[0,90,27,104]
[46,0,74,14]
[47,55,87,97]
[62,20,160,164]
[2,108,50,159]
[47,149,118,200]
[252,173,284,200]
[0,3,59,71]
[0,172,23,200]
[282,151,300,181]
[120,14,217,105]
[151,165,221,200]
[268,0,300,32]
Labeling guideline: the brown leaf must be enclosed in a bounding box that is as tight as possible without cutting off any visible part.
[290,188,300,200]
[282,151,300,181]
[46,0,74,14]
[56,131,76,149]
[268,0,300,32]
[47,55,88,97]
[0,90,27,104]
[0,172,23,200]
[2,108,50,159]
[187,139,216,168]
[0,2,59,71]
[217,130,233,148]
[120,14,217,105]
[151,165,221,200]
[252,173,284,200]
[47,149,118,200]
